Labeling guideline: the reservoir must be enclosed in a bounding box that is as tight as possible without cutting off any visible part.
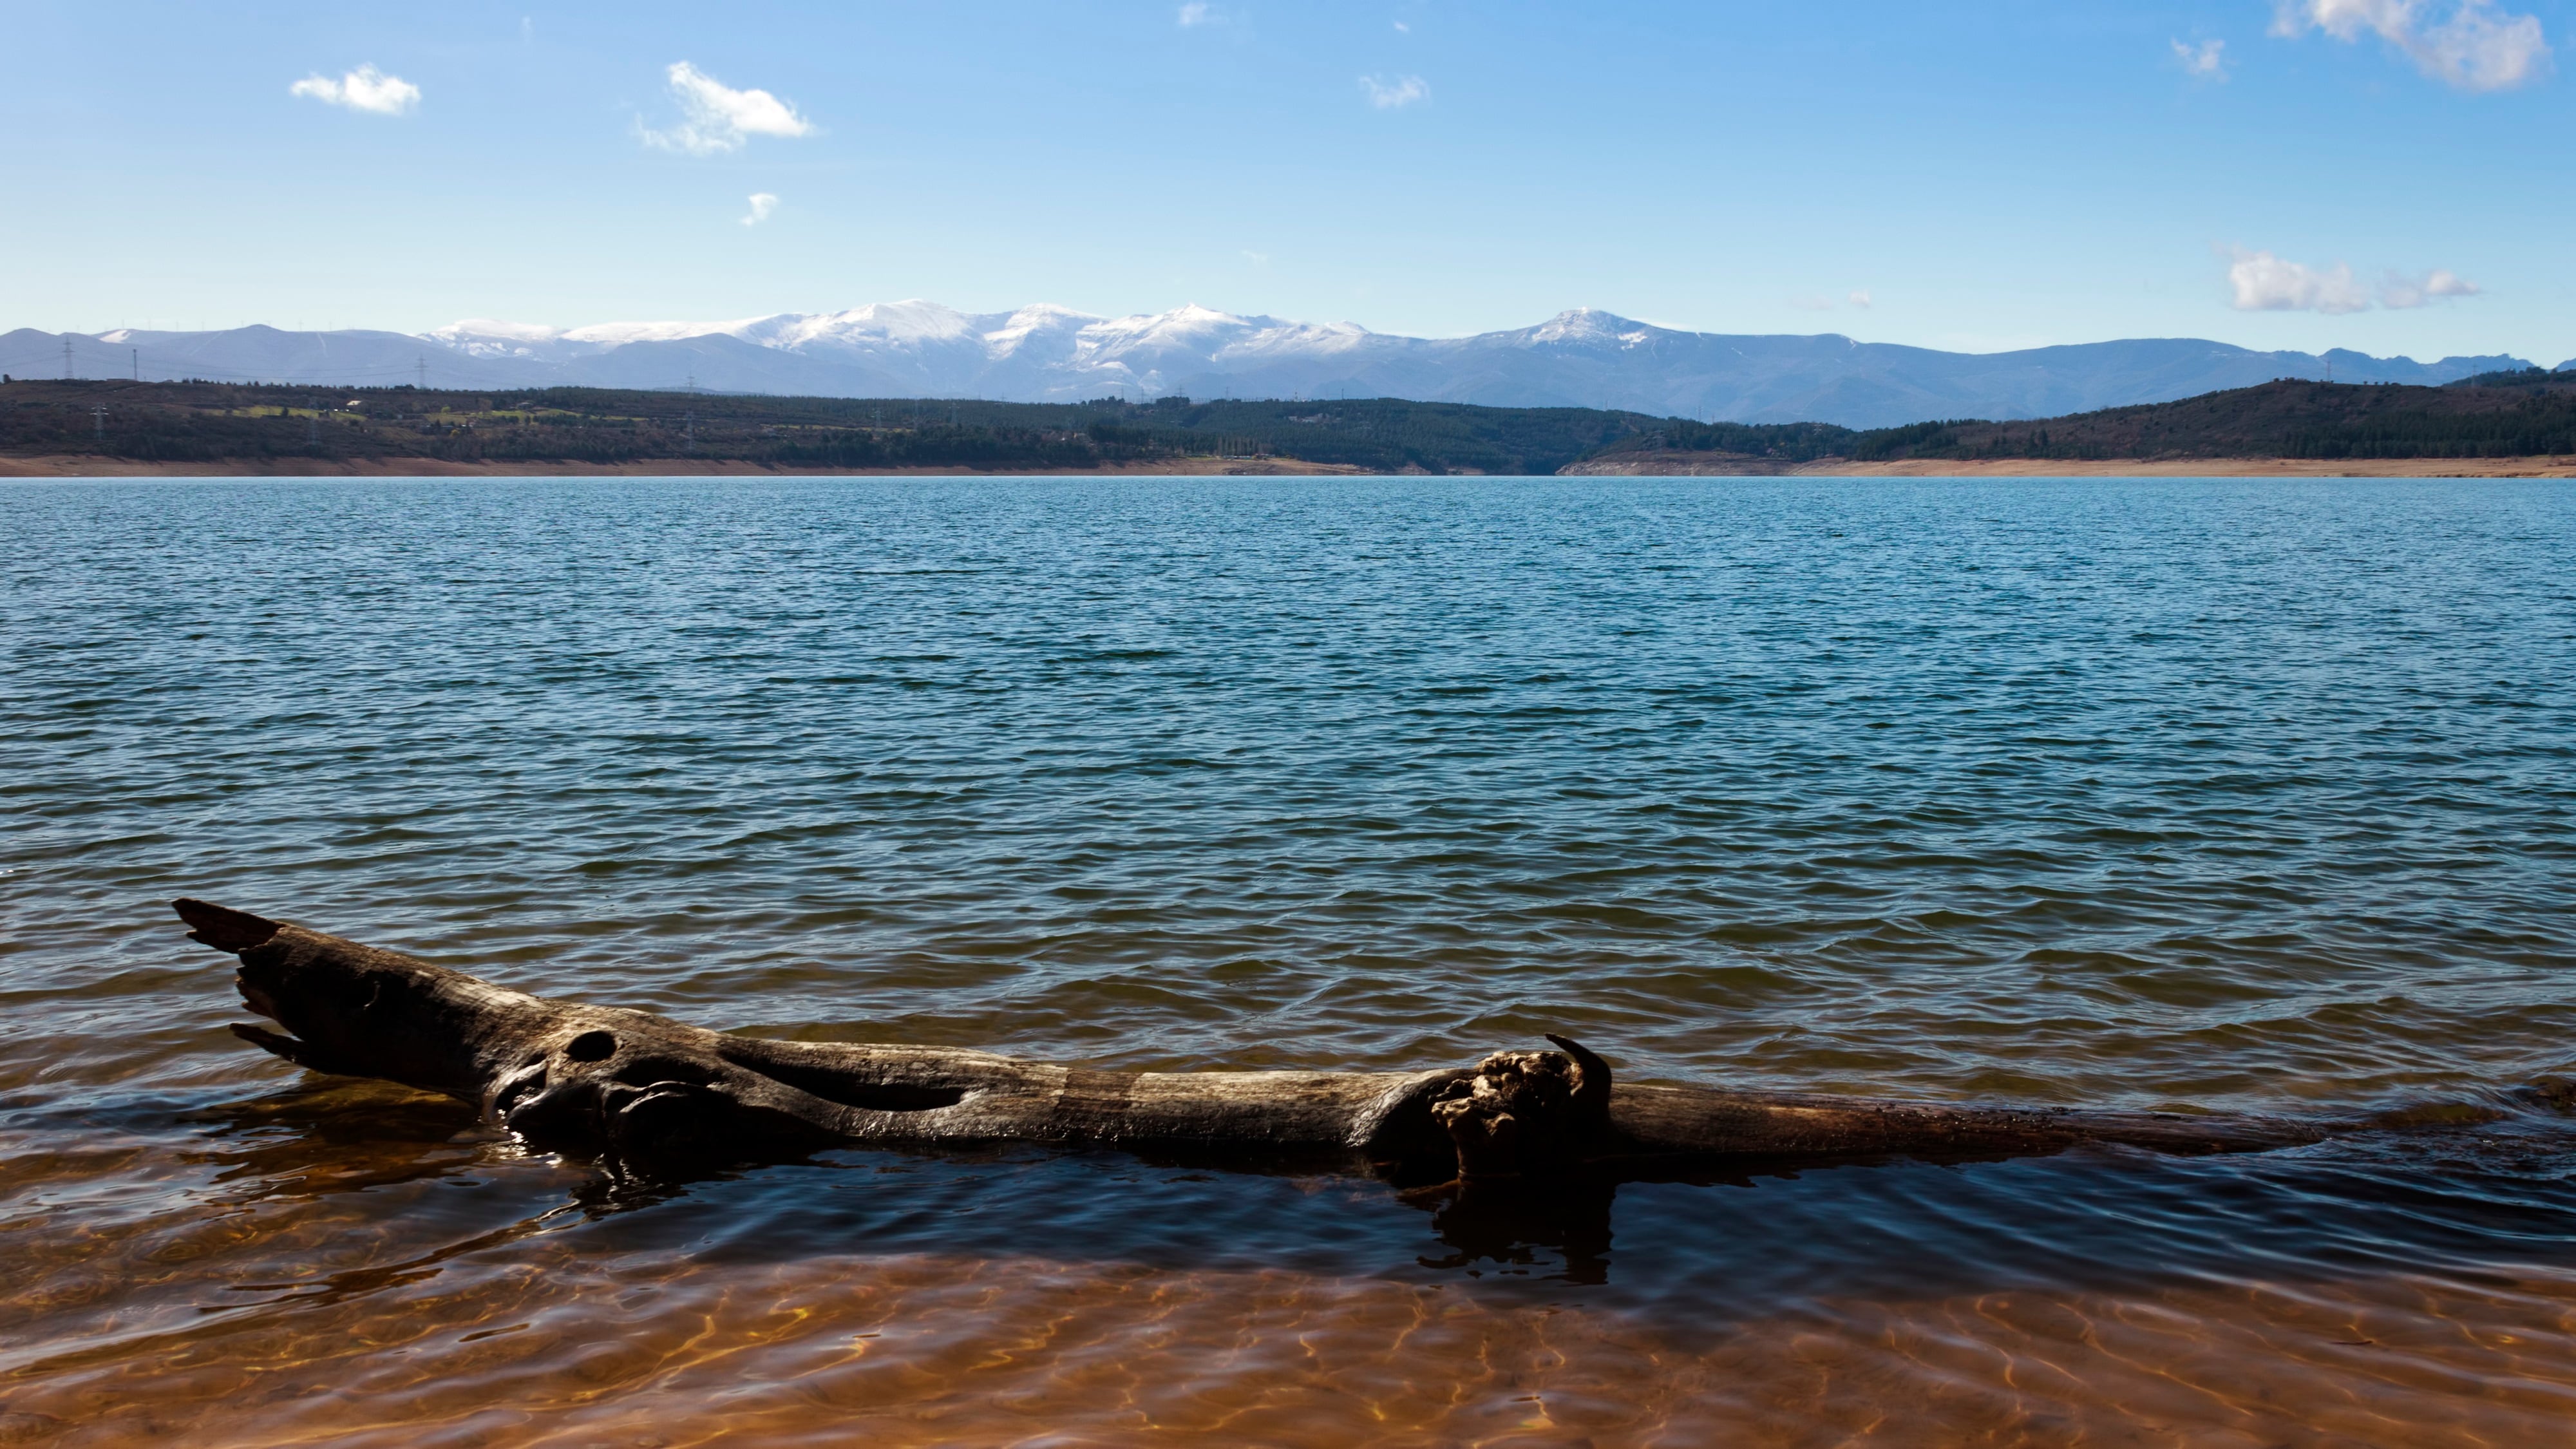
[5,474,2572,1443]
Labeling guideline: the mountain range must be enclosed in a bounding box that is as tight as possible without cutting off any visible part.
[5,303,2562,430]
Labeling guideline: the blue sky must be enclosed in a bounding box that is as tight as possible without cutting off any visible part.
[4,1,2569,361]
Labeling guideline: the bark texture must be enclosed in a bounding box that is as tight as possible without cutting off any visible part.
[179,898,2337,1181]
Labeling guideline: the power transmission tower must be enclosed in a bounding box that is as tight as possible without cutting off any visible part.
[307,401,321,447]
[416,355,428,390]
[62,336,74,380]
[683,410,695,452]
[91,404,109,439]
[131,348,139,382]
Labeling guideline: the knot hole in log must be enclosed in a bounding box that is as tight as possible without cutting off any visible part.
[1429,1034,1613,1180]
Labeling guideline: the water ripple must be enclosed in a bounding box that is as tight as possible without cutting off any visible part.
[5,474,2575,1443]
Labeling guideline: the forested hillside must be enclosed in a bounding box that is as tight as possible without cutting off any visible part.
[0,381,1656,475]
[1577,372,2576,468]
[8,372,2572,474]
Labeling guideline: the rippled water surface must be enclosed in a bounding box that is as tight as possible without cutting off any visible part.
[5,474,2575,1445]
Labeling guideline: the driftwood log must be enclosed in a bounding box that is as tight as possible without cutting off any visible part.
[180,898,2348,1184]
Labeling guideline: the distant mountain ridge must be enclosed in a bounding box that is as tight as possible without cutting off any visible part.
[3,302,2559,429]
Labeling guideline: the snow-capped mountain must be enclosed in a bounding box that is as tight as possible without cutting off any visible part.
[8,302,2545,429]
[424,301,1384,402]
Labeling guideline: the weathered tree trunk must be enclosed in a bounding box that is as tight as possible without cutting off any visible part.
[178,898,2338,1182]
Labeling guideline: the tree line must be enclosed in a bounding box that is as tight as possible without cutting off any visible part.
[9,373,2571,471]
[0,381,1666,474]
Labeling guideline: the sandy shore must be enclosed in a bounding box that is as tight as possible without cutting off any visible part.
[11,452,2573,480]
[0,454,1370,478]
[1564,451,2576,478]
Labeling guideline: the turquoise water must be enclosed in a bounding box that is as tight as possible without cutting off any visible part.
[5,475,2574,1444]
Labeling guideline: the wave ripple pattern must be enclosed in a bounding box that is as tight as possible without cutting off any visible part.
[3,475,2573,1446]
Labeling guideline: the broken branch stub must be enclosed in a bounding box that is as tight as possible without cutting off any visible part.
[176,898,2338,1182]
[1432,1043,1615,1179]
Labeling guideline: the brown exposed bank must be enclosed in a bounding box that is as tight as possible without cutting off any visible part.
[0,453,1368,478]
[1563,451,2576,478]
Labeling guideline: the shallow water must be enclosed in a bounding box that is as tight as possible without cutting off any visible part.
[4,474,2573,1445]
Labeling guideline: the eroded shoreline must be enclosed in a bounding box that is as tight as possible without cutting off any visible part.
[0,453,1370,478]
[1562,451,2576,478]
[9,451,2572,478]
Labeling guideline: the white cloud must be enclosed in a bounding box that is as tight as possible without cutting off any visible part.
[2173,38,2230,78]
[1360,73,1430,108]
[2228,248,2374,313]
[2380,267,2481,307]
[1394,19,1411,32]
[1846,289,1873,309]
[289,64,421,115]
[1242,249,1271,265]
[2226,247,2481,312]
[2273,0,2552,91]
[1177,3,1211,25]
[641,62,815,155]
[740,193,779,227]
